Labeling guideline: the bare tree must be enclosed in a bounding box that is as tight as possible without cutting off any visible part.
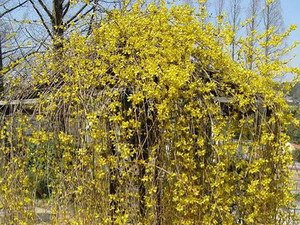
[228,0,242,60]
[262,0,284,59]
[214,0,225,34]
[27,0,98,49]
[215,0,225,18]
[246,0,262,69]
[0,0,30,93]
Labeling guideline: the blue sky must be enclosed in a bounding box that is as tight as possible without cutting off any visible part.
[281,0,300,67]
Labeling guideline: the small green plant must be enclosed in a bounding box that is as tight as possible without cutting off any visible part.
[293,193,300,201]
[292,149,300,162]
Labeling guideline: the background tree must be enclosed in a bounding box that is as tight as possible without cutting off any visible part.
[262,0,284,60]
[0,0,29,93]
[245,0,262,70]
[228,0,242,60]
[27,0,100,49]
[214,0,225,32]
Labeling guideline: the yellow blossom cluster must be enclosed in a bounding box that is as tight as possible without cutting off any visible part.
[0,2,297,224]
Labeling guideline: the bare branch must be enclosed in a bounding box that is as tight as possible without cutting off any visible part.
[66,3,89,25]
[29,0,53,38]
[0,0,28,19]
[63,0,70,17]
[3,46,32,56]
[36,0,54,21]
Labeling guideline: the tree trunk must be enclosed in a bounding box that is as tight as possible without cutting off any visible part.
[52,0,64,49]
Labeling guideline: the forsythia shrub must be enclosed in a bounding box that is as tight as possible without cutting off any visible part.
[0,2,298,225]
